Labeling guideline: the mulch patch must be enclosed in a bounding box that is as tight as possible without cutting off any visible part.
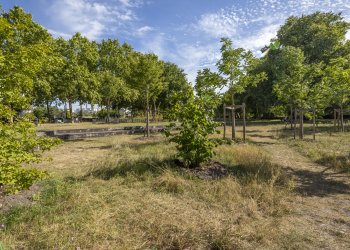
[176,160,229,180]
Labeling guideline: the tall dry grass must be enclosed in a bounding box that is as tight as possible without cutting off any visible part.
[1,136,294,249]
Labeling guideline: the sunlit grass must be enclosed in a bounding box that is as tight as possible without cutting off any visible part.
[0,134,294,249]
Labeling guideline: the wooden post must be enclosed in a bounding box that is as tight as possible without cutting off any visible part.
[232,95,236,140]
[293,108,297,139]
[312,108,316,140]
[243,103,246,142]
[223,104,226,139]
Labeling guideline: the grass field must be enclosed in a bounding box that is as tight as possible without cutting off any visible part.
[1,121,349,249]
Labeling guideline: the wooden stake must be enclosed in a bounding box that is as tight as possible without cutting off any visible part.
[232,95,236,140]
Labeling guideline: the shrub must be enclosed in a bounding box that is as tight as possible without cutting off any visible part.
[165,95,220,168]
[0,104,60,193]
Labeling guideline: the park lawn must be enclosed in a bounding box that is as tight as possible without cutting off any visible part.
[0,134,296,249]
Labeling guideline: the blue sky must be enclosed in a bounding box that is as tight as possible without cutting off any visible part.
[2,0,350,82]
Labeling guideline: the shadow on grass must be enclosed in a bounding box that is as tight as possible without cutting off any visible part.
[248,134,276,139]
[285,167,350,197]
[316,155,350,174]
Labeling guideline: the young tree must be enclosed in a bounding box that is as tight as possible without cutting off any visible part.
[132,53,164,137]
[165,71,221,168]
[217,38,266,138]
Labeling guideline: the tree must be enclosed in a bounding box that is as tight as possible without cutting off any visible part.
[323,57,350,132]
[33,38,64,121]
[132,53,164,137]
[56,33,98,122]
[165,71,221,168]
[0,7,60,193]
[195,68,224,98]
[217,38,266,138]
[277,12,350,64]
[0,6,52,121]
[156,62,191,120]
[98,71,136,122]
[97,39,137,120]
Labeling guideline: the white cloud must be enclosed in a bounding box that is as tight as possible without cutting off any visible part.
[47,0,142,40]
[135,26,154,36]
[197,10,239,38]
[169,43,220,83]
[237,24,280,52]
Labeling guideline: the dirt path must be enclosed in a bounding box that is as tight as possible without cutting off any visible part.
[248,125,350,249]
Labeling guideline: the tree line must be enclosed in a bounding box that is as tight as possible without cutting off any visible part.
[1,6,192,126]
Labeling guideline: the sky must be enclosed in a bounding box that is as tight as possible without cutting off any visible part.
[2,0,350,83]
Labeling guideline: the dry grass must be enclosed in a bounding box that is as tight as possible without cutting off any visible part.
[0,134,294,249]
[285,130,350,173]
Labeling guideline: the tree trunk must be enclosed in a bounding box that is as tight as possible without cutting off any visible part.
[64,102,68,120]
[69,101,73,123]
[290,106,293,130]
[293,108,297,139]
[146,87,150,137]
[341,106,344,132]
[312,108,316,140]
[223,104,226,139]
[243,103,246,142]
[107,102,110,123]
[299,110,304,139]
[91,103,95,115]
[334,109,337,133]
[152,99,157,122]
[231,94,235,140]
[79,101,83,121]
[46,100,51,122]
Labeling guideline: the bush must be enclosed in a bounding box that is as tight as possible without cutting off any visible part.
[165,96,220,168]
[0,104,60,193]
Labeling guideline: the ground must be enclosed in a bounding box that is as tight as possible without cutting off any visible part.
[247,124,350,249]
[0,121,349,249]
